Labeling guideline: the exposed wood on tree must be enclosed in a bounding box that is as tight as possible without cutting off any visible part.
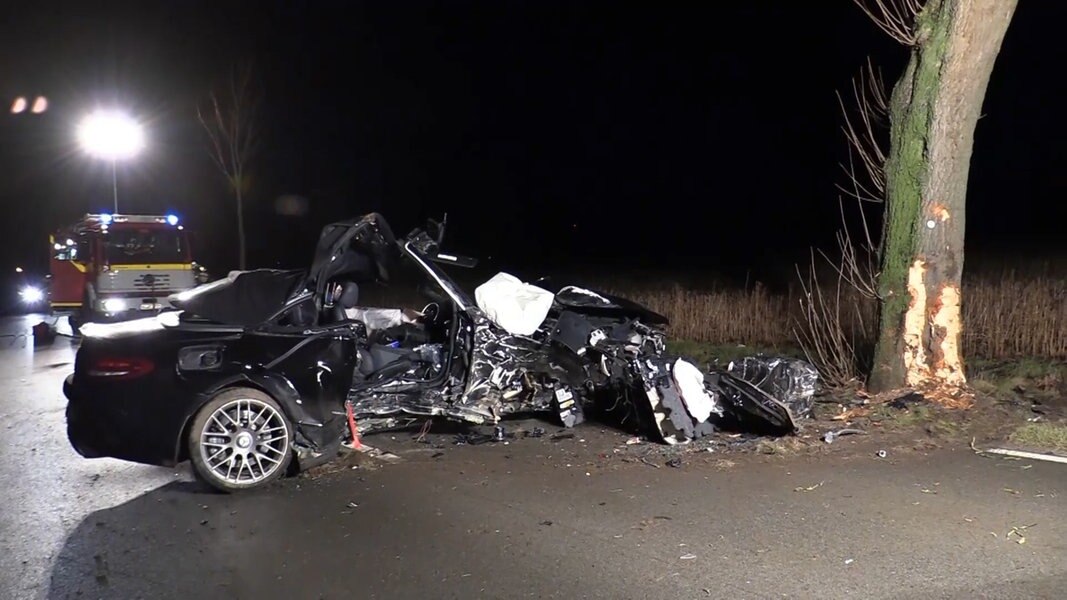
[860,0,1018,403]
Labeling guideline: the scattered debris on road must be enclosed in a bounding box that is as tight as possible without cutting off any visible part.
[823,428,866,444]
[1006,523,1036,545]
[794,481,825,492]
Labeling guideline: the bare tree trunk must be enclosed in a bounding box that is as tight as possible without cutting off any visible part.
[869,0,1017,400]
[197,62,259,273]
[236,187,246,270]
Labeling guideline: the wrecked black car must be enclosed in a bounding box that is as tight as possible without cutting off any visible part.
[64,213,816,492]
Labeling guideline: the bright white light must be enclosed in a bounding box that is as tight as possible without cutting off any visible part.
[102,298,127,312]
[19,286,44,303]
[15,267,23,273]
[11,97,27,114]
[165,214,179,226]
[80,310,182,339]
[77,110,145,160]
[31,96,48,114]
[100,213,113,225]
[66,238,75,246]
[54,243,63,250]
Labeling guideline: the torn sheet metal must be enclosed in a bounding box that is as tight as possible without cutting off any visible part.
[727,356,819,419]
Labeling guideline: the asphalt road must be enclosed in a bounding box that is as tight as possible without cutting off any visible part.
[1,315,1065,600]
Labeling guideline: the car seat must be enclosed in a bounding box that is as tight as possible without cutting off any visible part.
[330,281,361,323]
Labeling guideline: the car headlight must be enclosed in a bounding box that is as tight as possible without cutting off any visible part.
[102,298,127,312]
[19,286,44,304]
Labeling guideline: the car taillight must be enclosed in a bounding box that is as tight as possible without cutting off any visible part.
[87,357,155,379]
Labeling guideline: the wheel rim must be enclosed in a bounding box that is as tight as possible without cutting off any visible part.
[199,398,289,485]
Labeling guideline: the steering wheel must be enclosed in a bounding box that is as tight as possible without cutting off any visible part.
[420,302,441,325]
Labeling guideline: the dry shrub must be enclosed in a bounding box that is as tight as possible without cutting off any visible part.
[599,271,1066,362]
[611,283,791,348]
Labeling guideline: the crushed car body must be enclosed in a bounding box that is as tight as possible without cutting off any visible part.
[64,213,818,491]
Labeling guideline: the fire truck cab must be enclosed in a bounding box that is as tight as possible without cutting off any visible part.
[50,213,198,327]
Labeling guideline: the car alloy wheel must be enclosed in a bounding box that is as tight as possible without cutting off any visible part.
[194,393,291,490]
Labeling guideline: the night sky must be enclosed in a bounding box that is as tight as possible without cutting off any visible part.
[1,1,1063,284]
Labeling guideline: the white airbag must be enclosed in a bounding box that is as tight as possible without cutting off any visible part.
[474,272,554,336]
[672,358,721,422]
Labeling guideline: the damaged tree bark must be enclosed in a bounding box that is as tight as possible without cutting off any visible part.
[866,0,1017,401]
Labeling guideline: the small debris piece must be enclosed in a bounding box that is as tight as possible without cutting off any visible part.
[625,436,643,445]
[665,457,684,468]
[494,426,506,442]
[679,553,697,560]
[199,519,209,525]
[540,520,553,526]
[454,433,494,445]
[414,420,432,443]
[844,558,854,565]
[876,450,888,459]
[888,392,924,410]
[1003,488,1021,495]
[823,429,866,444]
[793,481,824,492]
[431,452,444,459]
[93,554,109,585]
[551,433,575,441]
[1006,523,1036,545]
[832,407,870,421]
[347,502,359,508]
[527,427,546,438]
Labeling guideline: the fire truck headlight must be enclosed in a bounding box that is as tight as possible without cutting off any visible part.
[102,298,127,313]
[165,214,179,226]
[100,213,113,225]
[19,286,44,304]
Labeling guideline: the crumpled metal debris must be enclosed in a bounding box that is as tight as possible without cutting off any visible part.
[727,356,819,419]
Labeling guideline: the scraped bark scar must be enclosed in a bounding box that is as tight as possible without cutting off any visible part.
[902,259,929,387]
[930,284,966,386]
[901,259,969,405]
[931,204,950,222]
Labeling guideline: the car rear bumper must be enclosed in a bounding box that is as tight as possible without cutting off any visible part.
[64,374,186,467]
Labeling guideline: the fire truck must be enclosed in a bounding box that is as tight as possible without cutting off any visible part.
[49,213,201,328]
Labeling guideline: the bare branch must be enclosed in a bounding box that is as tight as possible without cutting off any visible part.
[197,61,261,270]
[835,59,889,204]
[198,62,260,188]
[792,59,889,387]
[852,0,924,46]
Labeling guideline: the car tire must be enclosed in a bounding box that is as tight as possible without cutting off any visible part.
[188,388,294,493]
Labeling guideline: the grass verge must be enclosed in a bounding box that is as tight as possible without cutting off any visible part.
[1009,423,1067,453]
